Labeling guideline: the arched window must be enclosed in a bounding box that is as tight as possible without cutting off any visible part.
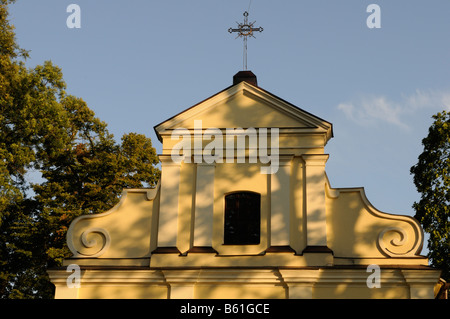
[224,192,261,245]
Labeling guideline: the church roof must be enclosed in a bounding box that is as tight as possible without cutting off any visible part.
[154,71,333,143]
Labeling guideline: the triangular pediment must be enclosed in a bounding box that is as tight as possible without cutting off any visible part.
[154,81,333,142]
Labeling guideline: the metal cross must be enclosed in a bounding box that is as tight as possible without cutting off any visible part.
[228,11,263,70]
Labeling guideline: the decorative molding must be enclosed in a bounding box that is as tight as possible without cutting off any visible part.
[378,227,414,257]
[302,246,334,255]
[195,268,284,285]
[325,178,424,258]
[77,228,111,258]
[301,154,330,165]
[66,185,160,258]
[325,180,340,199]
[154,81,333,143]
[152,247,182,254]
[187,247,218,254]
[265,246,296,253]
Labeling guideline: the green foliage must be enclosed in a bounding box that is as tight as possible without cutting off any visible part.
[0,1,160,298]
[410,110,450,281]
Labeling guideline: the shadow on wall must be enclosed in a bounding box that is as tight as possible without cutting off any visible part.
[326,186,424,259]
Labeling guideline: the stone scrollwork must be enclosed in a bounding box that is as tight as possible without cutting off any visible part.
[76,227,111,258]
[325,177,424,258]
[377,227,415,257]
[66,186,160,259]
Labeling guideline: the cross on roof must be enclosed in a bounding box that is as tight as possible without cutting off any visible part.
[228,11,263,70]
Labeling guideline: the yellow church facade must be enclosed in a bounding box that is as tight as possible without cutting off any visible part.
[48,71,441,299]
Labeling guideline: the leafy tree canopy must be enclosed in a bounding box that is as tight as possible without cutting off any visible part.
[411,110,450,282]
[0,0,160,298]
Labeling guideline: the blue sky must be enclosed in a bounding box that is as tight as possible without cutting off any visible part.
[9,1,450,254]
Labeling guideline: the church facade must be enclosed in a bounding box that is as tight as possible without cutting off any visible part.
[48,71,441,299]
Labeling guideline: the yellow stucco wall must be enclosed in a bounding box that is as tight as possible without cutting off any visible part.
[49,267,440,299]
[49,80,441,299]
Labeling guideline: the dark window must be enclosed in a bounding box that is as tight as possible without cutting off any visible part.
[224,192,261,245]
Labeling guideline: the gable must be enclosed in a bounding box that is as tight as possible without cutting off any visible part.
[176,90,311,129]
[154,81,333,142]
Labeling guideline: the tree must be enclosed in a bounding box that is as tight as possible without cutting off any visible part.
[410,110,450,282]
[0,0,160,298]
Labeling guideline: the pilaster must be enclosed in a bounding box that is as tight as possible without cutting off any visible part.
[402,269,442,299]
[193,162,215,248]
[156,155,181,250]
[301,154,329,247]
[162,270,199,299]
[279,269,321,299]
[269,155,292,247]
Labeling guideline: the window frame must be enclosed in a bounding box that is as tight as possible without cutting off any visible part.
[223,191,261,246]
